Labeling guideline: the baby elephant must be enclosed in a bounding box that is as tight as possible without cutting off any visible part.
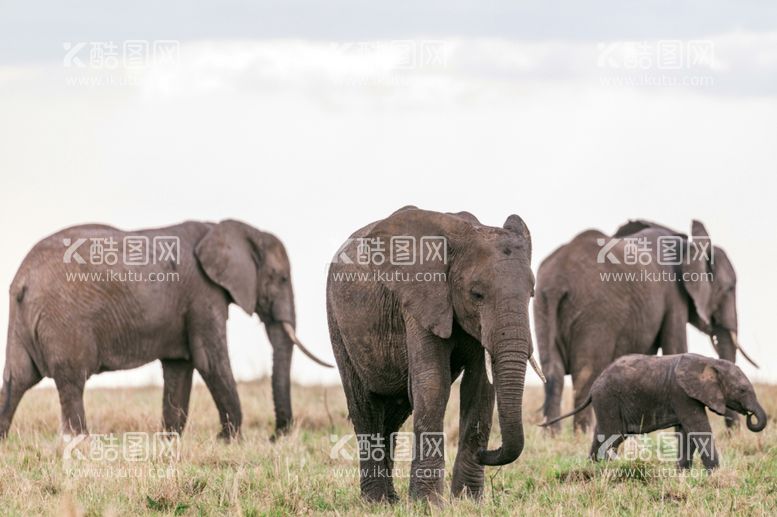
[542,353,767,470]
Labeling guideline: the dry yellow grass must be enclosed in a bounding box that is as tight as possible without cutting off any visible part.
[0,380,775,515]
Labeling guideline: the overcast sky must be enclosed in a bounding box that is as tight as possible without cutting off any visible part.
[1,1,776,389]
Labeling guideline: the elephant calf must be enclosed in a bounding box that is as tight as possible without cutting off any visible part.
[542,353,767,470]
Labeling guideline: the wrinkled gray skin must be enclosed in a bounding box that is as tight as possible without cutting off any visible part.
[542,354,767,470]
[1,220,331,440]
[327,207,535,502]
[535,219,750,433]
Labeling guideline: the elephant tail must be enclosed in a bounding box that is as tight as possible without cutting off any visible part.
[6,281,47,378]
[539,393,592,428]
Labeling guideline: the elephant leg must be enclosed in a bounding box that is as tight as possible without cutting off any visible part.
[198,363,242,440]
[589,425,624,461]
[381,396,412,502]
[541,345,564,435]
[676,426,694,469]
[55,377,87,437]
[571,362,599,433]
[678,409,718,470]
[406,319,453,503]
[349,395,392,502]
[189,319,241,440]
[451,350,494,498]
[161,359,194,435]
[0,345,42,438]
[534,291,565,434]
[352,397,393,501]
[589,402,623,461]
[589,425,603,460]
[330,335,393,502]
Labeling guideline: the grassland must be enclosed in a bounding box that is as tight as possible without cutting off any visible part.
[0,380,774,515]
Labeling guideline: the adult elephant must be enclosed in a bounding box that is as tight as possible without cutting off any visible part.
[327,206,545,502]
[1,219,332,440]
[535,219,757,433]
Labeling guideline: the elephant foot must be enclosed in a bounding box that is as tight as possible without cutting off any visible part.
[451,484,484,500]
[409,477,446,506]
[361,491,396,504]
[270,420,293,441]
[677,459,692,470]
[450,462,485,499]
[702,458,719,472]
[409,489,446,507]
[360,477,396,504]
[217,428,240,443]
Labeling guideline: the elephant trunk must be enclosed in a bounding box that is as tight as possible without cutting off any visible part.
[265,322,294,434]
[746,402,767,432]
[478,314,528,467]
[270,288,333,368]
[271,288,297,328]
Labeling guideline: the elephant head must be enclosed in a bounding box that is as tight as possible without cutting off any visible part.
[195,219,332,431]
[676,354,767,432]
[615,219,757,369]
[366,209,541,466]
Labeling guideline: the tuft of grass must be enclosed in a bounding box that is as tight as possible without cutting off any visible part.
[0,380,775,515]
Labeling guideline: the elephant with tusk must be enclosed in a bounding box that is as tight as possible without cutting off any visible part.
[534,219,757,434]
[0,220,332,441]
[327,206,543,503]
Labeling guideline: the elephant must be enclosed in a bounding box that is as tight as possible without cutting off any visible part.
[541,353,767,470]
[534,219,757,433]
[326,206,545,502]
[1,219,332,440]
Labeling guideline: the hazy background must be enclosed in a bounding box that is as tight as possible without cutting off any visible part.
[1,1,775,389]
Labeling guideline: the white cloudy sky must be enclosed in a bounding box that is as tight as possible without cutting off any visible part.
[1,1,776,389]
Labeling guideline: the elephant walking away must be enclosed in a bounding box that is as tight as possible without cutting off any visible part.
[534,219,757,433]
[541,353,767,470]
[327,206,545,502]
[1,220,332,440]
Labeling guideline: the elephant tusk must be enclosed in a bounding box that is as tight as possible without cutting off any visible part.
[529,354,547,384]
[709,334,720,355]
[281,322,335,368]
[730,330,759,369]
[484,350,494,385]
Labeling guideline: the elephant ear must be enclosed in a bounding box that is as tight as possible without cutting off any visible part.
[366,210,465,339]
[681,220,714,329]
[712,246,736,287]
[503,214,532,260]
[676,355,726,415]
[195,220,258,315]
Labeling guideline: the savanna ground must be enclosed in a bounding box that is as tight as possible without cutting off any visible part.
[0,379,774,516]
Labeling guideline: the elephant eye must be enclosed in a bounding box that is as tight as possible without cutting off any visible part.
[470,289,485,301]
